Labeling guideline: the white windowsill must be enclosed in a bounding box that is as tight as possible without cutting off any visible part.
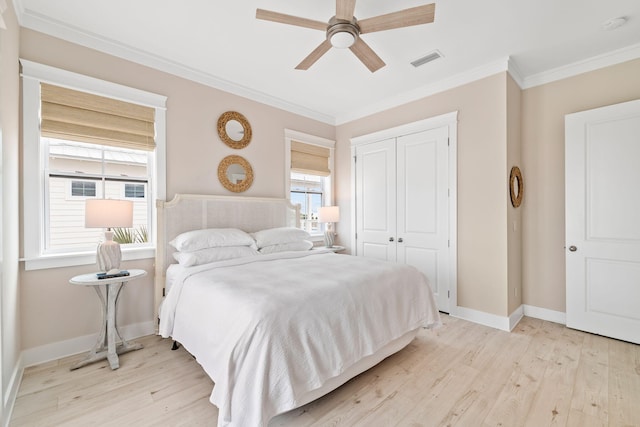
[22,246,155,271]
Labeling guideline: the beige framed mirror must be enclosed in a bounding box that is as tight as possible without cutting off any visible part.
[217,111,252,149]
[509,166,523,208]
[218,155,254,193]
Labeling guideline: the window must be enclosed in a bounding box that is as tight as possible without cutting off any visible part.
[290,173,324,234]
[71,181,97,197]
[125,183,146,199]
[284,130,335,237]
[22,60,167,270]
[46,138,150,251]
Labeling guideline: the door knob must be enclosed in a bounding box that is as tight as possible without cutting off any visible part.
[389,237,394,242]
[569,245,577,252]
[398,238,404,243]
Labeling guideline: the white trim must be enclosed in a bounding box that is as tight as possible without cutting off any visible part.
[2,355,22,427]
[451,304,525,332]
[20,60,166,270]
[447,120,458,317]
[13,4,640,126]
[509,305,525,331]
[507,57,525,88]
[338,60,510,125]
[20,59,166,108]
[350,111,458,314]
[452,306,512,332]
[521,42,640,89]
[350,111,459,146]
[21,321,155,368]
[523,304,567,325]
[16,12,333,125]
[22,247,155,271]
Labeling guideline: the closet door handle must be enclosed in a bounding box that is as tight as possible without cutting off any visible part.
[389,237,394,242]
[398,238,404,243]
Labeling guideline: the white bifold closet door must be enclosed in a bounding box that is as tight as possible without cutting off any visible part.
[355,126,450,312]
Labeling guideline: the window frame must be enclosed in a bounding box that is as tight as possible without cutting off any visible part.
[69,180,98,198]
[284,129,335,239]
[21,60,167,270]
[124,182,146,199]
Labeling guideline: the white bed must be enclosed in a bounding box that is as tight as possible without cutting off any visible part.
[155,194,441,427]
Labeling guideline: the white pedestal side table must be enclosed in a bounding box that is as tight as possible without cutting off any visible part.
[69,268,147,370]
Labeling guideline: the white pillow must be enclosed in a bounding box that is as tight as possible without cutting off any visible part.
[173,246,259,267]
[169,228,255,252]
[258,240,314,254]
[251,227,311,249]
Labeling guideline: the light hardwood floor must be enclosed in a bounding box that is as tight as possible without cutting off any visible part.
[10,315,640,426]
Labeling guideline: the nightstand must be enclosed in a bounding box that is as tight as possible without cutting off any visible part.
[69,269,147,370]
[313,245,345,253]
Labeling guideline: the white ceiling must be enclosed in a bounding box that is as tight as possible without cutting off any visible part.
[15,0,640,124]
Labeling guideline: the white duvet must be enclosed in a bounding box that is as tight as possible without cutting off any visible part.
[159,250,441,426]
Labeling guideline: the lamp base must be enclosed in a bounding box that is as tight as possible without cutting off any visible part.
[97,238,122,273]
[323,230,335,248]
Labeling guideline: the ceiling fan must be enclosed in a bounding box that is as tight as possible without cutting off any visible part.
[256,1,436,72]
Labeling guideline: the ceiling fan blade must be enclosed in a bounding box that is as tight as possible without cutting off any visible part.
[359,4,435,34]
[349,38,385,72]
[336,0,356,21]
[295,40,333,70]
[256,9,327,31]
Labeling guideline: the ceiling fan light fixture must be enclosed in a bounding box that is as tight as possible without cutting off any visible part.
[327,21,358,48]
[330,31,356,48]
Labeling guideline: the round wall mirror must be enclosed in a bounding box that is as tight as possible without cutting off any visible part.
[217,111,252,149]
[509,166,523,208]
[218,155,254,193]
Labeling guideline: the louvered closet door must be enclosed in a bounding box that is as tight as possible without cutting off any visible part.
[397,127,450,312]
[355,138,396,261]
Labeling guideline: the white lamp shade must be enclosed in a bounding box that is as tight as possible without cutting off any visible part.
[85,199,134,228]
[318,206,340,223]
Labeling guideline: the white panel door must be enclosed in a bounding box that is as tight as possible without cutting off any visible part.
[565,99,640,344]
[397,127,450,312]
[355,138,396,261]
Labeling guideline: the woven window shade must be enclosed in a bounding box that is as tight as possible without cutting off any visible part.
[291,141,330,176]
[40,83,156,151]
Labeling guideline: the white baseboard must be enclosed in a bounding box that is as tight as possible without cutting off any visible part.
[21,320,155,368]
[451,306,514,331]
[450,304,562,332]
[523,304,566,325]
[509,305,524,330]
[2,354,24,427]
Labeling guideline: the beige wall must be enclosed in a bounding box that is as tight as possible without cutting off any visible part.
[15,25,640,355]
[521,58,640,313]
[506,74,523,314]
[1,0,21,419]
[336,73,513,317]
[18,29,335,351]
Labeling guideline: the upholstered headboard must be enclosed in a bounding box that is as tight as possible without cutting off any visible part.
[153,194,300,326]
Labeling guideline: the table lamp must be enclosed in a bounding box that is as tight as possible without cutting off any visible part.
[318,206,340,247]
[85,199,133,273]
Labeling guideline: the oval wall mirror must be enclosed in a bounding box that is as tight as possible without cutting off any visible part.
[218,155,254,193]
[509,166,523,208]
[217,111,252,149]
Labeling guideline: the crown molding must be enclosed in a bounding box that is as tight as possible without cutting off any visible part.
[15,1,640,127]
[521,42,640,89]
[335,58,512,125]
[17,6,336,125]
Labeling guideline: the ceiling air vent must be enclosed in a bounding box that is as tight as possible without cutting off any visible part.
[411,50,443,68]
